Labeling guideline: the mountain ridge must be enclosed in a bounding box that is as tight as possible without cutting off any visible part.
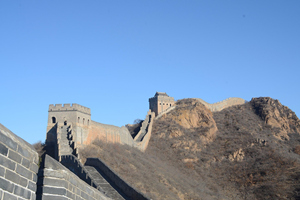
[80,97,300,200]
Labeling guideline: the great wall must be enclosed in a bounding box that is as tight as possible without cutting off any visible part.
[0,92,245,200]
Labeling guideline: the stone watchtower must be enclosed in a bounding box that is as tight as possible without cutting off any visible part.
[46,103,91,132]
[149,92,175,116]
[46,104,91,159]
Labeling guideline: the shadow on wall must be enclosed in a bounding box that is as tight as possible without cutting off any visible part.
[85,158,150,200]
[45,124,58,160]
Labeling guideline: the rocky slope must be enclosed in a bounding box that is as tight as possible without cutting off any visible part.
[80,97,300,200]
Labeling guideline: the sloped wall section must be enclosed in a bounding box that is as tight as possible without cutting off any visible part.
[85,158,149,200]
[85,110,155,152]
[196,97,246,112]
[37,155,111,200]
[0,123,39,200]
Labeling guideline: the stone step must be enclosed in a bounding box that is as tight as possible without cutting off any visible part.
[84,166,126,200]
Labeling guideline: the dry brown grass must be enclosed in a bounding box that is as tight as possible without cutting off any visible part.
[294,146,300,155]
[80,98,300,200]
[32,141,45,158]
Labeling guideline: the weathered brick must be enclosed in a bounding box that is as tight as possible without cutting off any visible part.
[3,192,18,200]
[75,187,81,195]
[8,150,22,163]
[43,178,68,188]
[0,154,16,170]
[0,142,8,156]
[14,185,25,197]
[0,177,15,192]
[85,185,94,195]
[76,195,84,200]
[32,173,37,182]
[41,195,68,200]
[23,189,31,199]
[5,169,21,184]
[81,191,89,199]
[29,163,39,173]
[43,169,64,178]
[30,192,36,200]
[67,190,75,199]
[17,145,31,159]
[19,176,28,187]
[43,186,66,195]
[27,181,36,192]
[16,164,32,180]
[0,132,17,151]
[21,158,30,168]
[0,165,5,177]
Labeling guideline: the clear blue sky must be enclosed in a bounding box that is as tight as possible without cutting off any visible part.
[1,1,299,144]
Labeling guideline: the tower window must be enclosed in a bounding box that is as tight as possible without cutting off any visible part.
[78,117,80,123]
[83,118,85,125]
[88,119,90,125]
[52,117,56,123]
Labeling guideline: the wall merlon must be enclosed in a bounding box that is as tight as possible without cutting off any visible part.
[49,104,91,115]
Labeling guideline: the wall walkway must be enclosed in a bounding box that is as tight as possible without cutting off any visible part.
[195,97,245,112]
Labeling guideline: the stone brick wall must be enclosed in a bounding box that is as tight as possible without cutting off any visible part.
[88,121,122,144]
[155,105,176,119]
[133,110,155,151]
[37,155,110,200]
[60,155,96,187]
[85,158,149,200]
[88,121,134,146]
[196,97,246,112]
[0,123,39,200]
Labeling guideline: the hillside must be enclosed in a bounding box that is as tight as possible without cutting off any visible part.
[80,97,300,200]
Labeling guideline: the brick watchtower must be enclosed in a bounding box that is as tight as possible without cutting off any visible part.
[149,92,175,116]
[46,104,91,159]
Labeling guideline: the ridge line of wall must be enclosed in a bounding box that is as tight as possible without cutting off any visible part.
[195,97,245,112]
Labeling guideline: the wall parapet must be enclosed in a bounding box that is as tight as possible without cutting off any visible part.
[60,155,99,189]
[133,110,155,151]
[195,97,245,112]
[0,123,39,200]
[49,103,91,115]
[37,155,110,200]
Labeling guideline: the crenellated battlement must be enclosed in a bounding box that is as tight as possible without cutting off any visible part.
[49,103,91,115]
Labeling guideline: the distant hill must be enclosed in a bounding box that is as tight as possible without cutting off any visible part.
[80,97,300,200]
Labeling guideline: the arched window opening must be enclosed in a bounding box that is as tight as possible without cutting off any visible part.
[52,117,56,124]
[83,118,85,125]
[78,117,80,123]
[64,121,67,126]
[170,104,172,106]
[88,119,90,125]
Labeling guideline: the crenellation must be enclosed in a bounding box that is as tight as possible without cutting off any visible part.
[49,104,91,115]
